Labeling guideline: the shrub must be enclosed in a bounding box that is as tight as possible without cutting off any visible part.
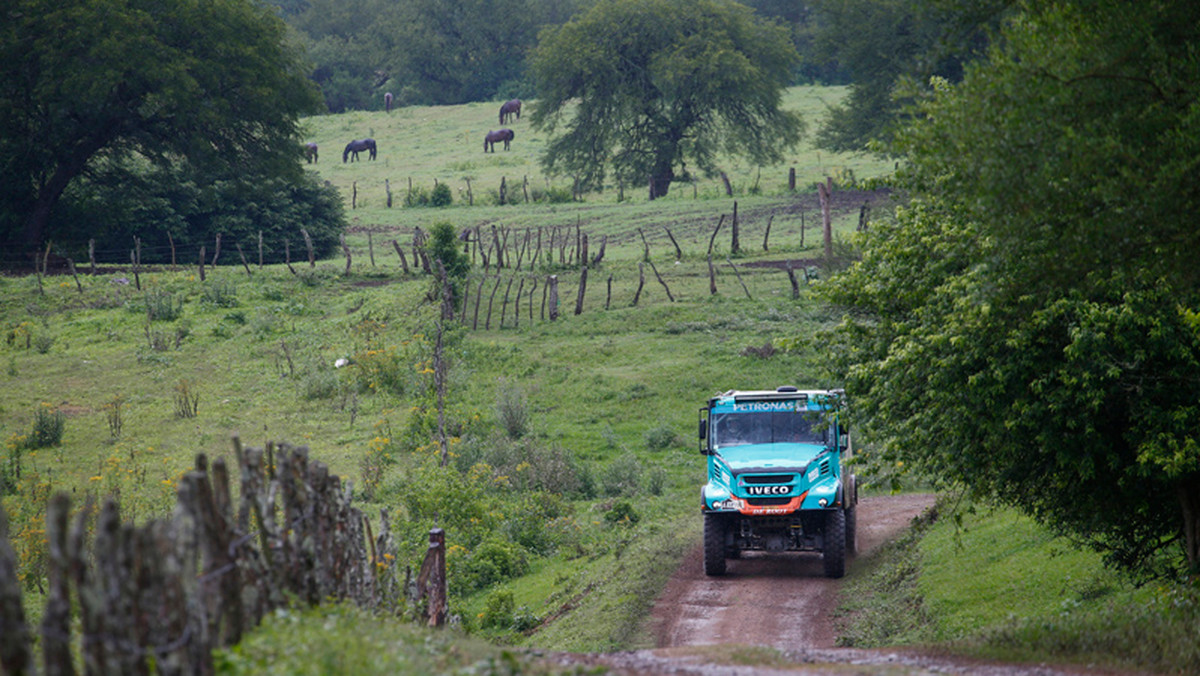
[28,404,64,448]
[429,182,452,207]
[644,425,678,451]
[201,279,239,308]
[480,589,515,629]
[604,499,641,526]
[494,379,530,439]
[599,452,642,497]
[455,539,528,594]
[143,289,182,321]
[173,380,200,419]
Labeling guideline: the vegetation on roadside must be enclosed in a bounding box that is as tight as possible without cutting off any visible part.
[837,500,1200,674]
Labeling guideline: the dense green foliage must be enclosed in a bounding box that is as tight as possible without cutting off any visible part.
[529,0,805,198]
[823,1,1200,576]
[280,0,845,112]
[0,0,332,261]
[808,0,1009,153]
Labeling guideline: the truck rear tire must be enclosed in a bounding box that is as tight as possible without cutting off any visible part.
[823,508,846,578]
[844,473,858,556]
[704,512,727,576]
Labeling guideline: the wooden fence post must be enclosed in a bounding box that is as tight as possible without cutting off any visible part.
[41,494,74,676]
[648,259,675,302]
[0,501,33,676]
[301,228,315,268]
[574,266,588,315]
[547,275,559,320]
[726,257,752,300]
[730,201,740,254]
[415,529,447,627]
[786,263,800,299]
[633,263,645,306]
[818,178,833,259]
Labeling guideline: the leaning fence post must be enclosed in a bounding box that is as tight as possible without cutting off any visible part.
[0,501,34,676]
[41,494,75,676]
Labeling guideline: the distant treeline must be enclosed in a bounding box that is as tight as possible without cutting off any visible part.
[274,0,850,113]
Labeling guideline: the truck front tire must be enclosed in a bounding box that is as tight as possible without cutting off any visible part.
[823,508,846,578]
[704,512,727,576]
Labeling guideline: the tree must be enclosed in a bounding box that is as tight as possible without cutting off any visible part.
[822,1,1200,576]
[0,0,324,254]
[529,0,804,199]
[808,0,1009,153]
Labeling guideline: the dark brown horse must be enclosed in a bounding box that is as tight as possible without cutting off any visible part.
[499,99,521,124]
[484,129,514,152]
[304,142,319,163]
[343,138,377,162]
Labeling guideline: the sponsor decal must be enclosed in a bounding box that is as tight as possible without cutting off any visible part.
[746,485,789,495]
[731,400,804,413]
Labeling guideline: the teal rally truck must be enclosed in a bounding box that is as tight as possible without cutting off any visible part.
[698,386,856,578]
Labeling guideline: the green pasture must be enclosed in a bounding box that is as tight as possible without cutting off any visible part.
[302,85,890,214]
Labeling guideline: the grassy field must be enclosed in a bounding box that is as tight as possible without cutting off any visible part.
[4,85,1193,674]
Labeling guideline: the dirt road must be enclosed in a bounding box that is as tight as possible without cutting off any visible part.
[550,494,1133,675]
[649,494,936,652]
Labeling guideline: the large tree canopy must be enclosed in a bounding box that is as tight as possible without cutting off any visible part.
[529,0,804,198]
[823,1,1200,577]
[809,0,1010,153]
[0,0,324,254]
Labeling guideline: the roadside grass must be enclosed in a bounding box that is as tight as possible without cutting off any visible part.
[213,603,574,676]
[836,500,1200,674]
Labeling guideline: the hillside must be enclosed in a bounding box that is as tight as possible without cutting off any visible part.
[5,86,1193,675]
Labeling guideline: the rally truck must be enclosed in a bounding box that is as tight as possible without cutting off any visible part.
[698,387,857,578]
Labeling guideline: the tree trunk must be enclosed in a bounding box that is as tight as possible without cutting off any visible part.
[648,165,675,199]
[1180,476,1200,573]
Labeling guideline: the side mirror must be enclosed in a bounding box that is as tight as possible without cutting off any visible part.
[698,418,707,440]
[698,412,710,455]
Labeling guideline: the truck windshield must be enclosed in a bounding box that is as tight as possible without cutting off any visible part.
[712,411,825,448]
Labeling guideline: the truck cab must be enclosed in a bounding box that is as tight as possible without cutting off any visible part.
[699,386,856,577]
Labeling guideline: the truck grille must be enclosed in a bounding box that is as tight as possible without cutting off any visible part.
[743,474,794,484]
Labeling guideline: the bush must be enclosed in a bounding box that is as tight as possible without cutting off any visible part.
[28,404,64,448]
[604,499,641,526]
[455,539,528,594]
[429,182,452,207]
[201,279,239,308]
[480,589,515,629]
[143,289,182,321]
[644,425,678,451]
[495,379,530,439]
[599,452,642,497]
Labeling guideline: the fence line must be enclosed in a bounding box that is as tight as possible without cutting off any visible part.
[0,438,447,676]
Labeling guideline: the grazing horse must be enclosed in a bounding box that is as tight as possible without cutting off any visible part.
[484,129,514,152]
[304,142,319,164]
[499,98,521,124]
[343,138,377,163]
[384,92,393,113]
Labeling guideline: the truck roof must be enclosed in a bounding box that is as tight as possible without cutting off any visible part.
[709,387,843,406]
